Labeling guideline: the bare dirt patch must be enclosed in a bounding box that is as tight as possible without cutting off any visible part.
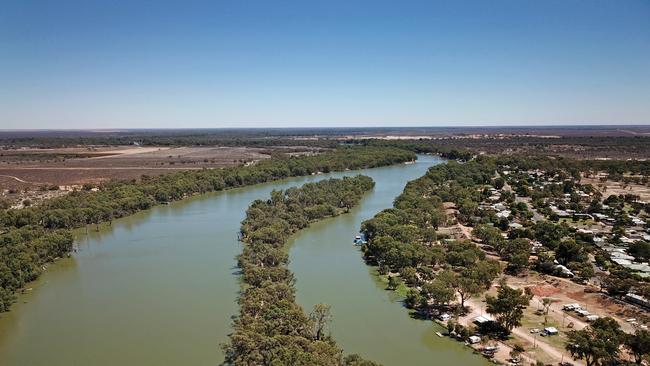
[509,273,644,332]
[582,176,650,201]
[529,284,560,297]
[0,146,271,189]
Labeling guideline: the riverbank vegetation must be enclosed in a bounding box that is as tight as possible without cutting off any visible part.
[223,175,379,366]
[360,151,650,364]
[360,140,473,161]
[360,159,503,318]
[0,146,415,312]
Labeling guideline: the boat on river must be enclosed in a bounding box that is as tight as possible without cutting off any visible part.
[353,234,367,245]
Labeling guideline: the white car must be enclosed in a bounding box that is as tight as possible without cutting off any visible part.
[576,309,590,317]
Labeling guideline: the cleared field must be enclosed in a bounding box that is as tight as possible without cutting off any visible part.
[582,176,650,201]
[3,146,311,192]
[0,146,276,190]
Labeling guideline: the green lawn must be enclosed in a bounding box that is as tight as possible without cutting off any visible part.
[377,274,410,297]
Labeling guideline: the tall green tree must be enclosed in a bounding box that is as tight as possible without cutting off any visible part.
[422,276,455,307]
[485,281,531,334]
[565,317,624,366]
[625,329,650,365]
[455,273,481,310]
[387,275,400,290]
[628,241,650,262]
[310,303,333,341]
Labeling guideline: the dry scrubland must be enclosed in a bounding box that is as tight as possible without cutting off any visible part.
[582,176,650,202]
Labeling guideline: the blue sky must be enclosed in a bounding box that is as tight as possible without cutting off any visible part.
[1,0,649,129]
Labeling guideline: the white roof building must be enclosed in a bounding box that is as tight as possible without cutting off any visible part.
[496,210,511,218]
[586,315,599,322]
[492,203,507,211]
[621,236,634,244]
[555,264,574,277]
[612,258,633,266]
[474,315,494,324]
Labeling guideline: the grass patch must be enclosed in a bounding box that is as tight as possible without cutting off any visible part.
[377,274,410,298]
[520,308,570,351]
[394,282,410,297]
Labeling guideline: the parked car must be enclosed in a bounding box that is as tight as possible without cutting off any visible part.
[544,327,559,336]
[563,303,580,311]
[576,309,590,317]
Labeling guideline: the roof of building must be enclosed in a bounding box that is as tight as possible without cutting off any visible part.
[474,315,494,324]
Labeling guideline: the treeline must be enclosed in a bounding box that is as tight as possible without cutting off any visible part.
[566,317,650,366]
[360,159,503,322]
[0,147,414,230]
[0,227,73,311]
[0,128,452,148]
[421,135,650,159]
[359,139,474,161]
[494,155,650,180]
[223,176,379,366]
[0,146,415,312]
[0,129,334,148]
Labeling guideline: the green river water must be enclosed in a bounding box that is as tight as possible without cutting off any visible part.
[0,155,488,366]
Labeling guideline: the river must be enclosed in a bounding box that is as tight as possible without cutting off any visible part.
[0,155,487,366]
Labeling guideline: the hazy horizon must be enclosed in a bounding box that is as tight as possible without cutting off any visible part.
[2,124,650,133]
[1,0,649,129]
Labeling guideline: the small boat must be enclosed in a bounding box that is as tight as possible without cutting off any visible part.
[435,332,443,338]
[481,352,495,359]
[353,234,367,245]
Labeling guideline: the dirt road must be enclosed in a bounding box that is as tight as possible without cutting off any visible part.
[0,174,31,183]
[463,294,585,366]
